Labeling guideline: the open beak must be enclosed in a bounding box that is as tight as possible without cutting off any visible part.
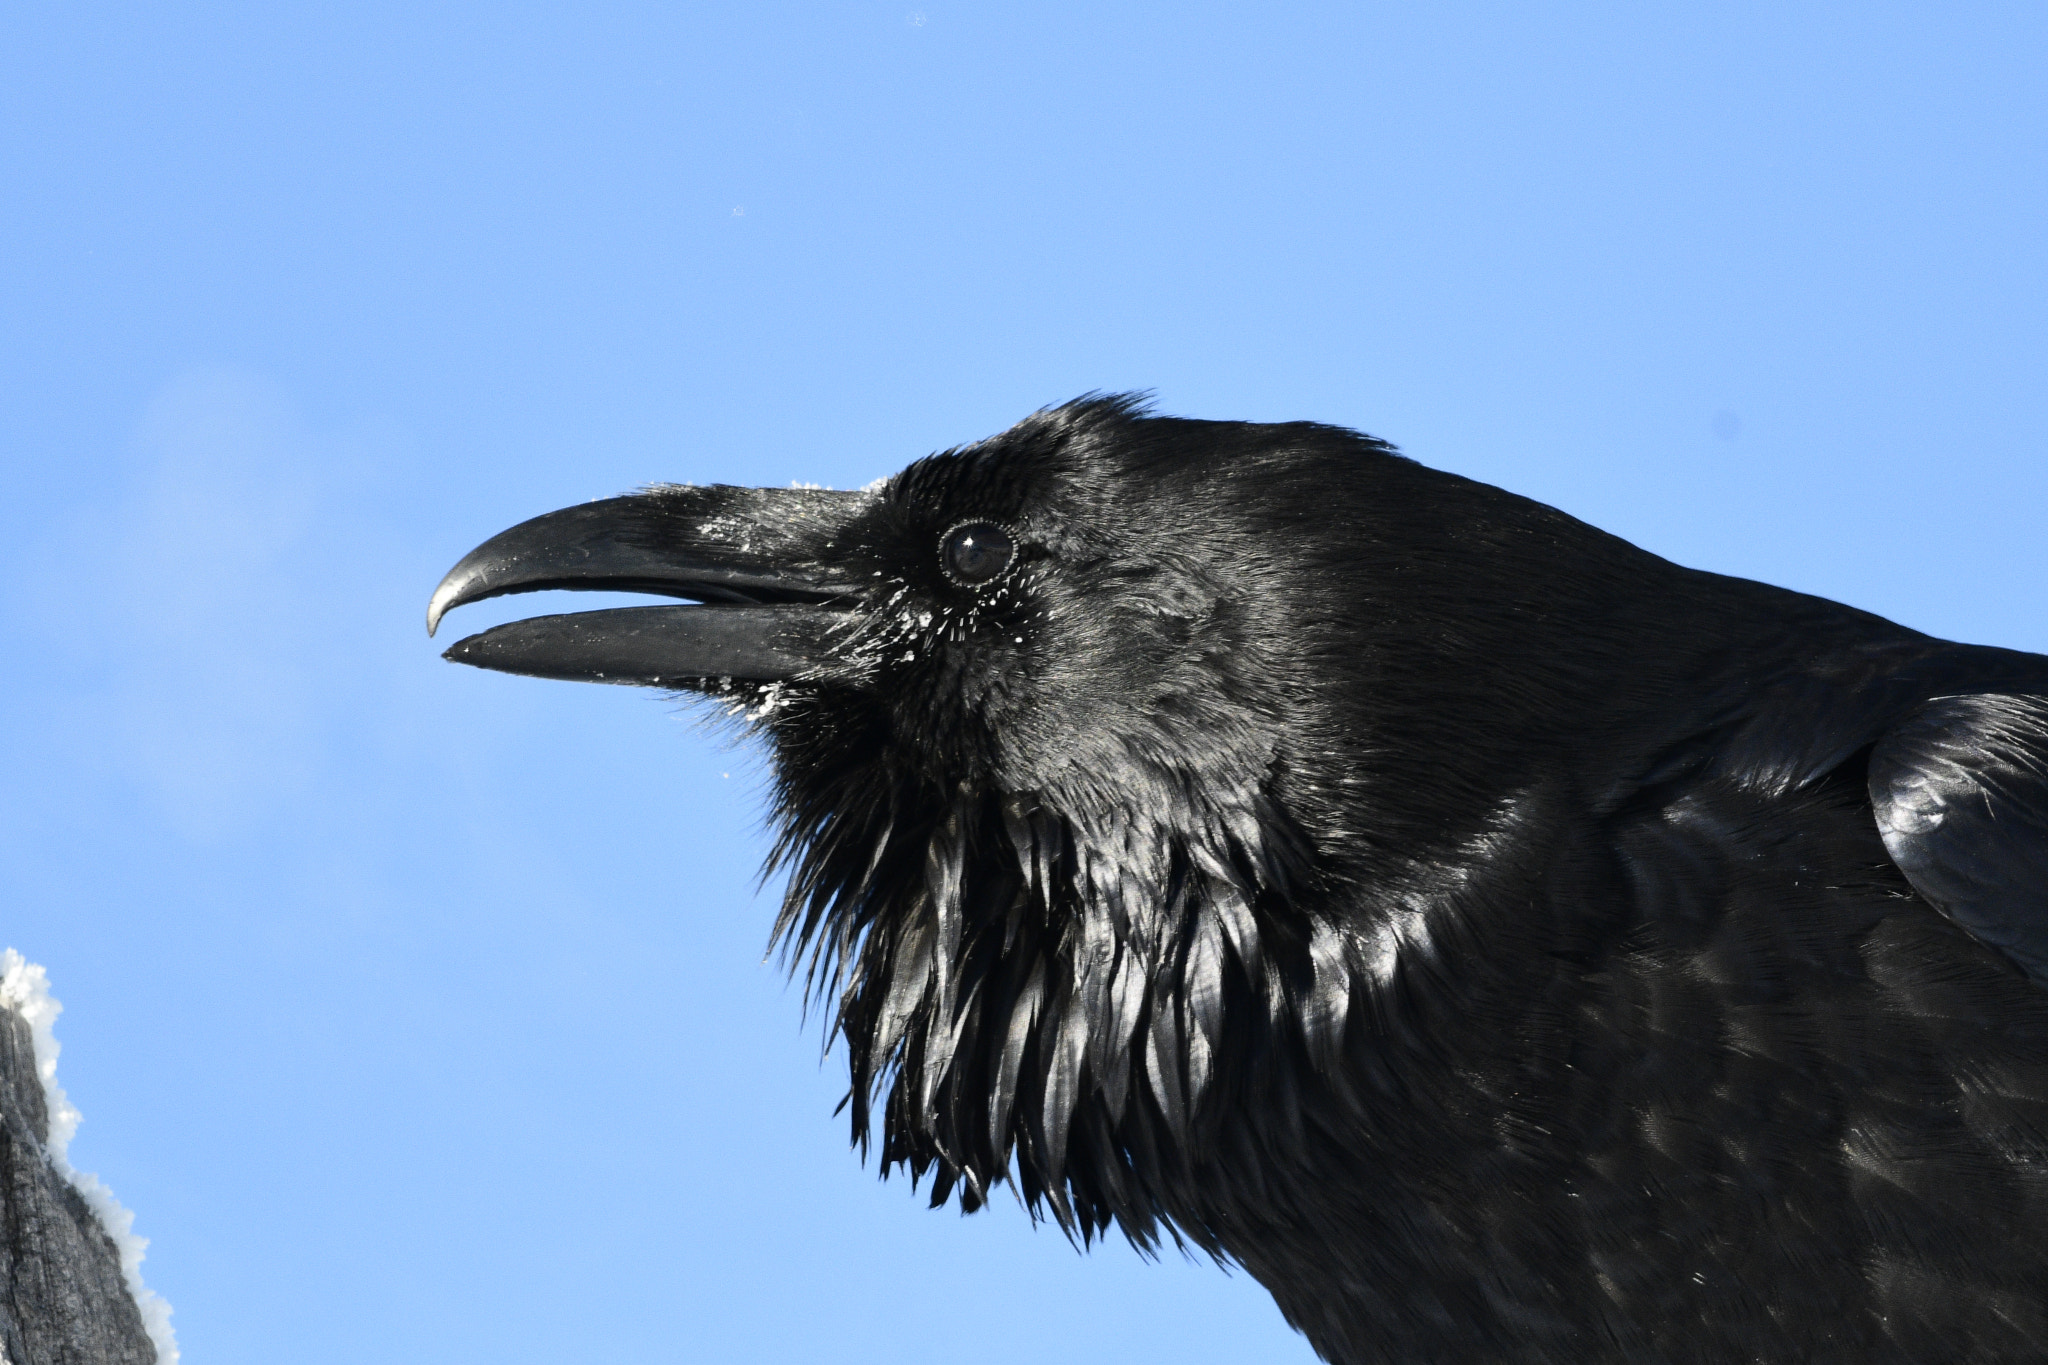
[428,485,871,686]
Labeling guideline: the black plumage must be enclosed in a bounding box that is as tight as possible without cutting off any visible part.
[430,396,2048,1363]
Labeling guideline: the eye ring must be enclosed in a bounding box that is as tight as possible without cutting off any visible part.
[939,519,1018,587]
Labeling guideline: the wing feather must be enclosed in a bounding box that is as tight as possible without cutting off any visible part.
[1870,693,2048,987]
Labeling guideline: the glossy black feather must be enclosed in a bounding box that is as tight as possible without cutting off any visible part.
[1873,694,2048,986]
[489,396,2048,1362]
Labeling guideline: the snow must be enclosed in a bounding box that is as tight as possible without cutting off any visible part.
[0,951,179,1365]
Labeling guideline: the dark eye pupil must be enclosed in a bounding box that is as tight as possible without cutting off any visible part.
[942,522,1015,585]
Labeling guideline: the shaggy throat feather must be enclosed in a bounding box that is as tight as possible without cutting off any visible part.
[771,780,1360,1241]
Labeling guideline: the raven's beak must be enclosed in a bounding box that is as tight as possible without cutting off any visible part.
[428,486,870,686]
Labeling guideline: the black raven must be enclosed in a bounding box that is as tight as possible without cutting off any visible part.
[429,396,2048,1363]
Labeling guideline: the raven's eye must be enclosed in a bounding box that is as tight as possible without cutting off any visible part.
[941,521,1015,586]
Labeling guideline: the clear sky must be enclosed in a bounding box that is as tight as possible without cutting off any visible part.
[3,4,2044,1362]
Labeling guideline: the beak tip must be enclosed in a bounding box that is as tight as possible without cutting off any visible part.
[426,577,464,638]
[441,632,484,665]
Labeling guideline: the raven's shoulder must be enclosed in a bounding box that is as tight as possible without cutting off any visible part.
[1701,634,2048,797]
[1872,691,2048,989]
[1679,633,2048,989]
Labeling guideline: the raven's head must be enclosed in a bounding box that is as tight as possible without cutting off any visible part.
[431,395,1665,1242]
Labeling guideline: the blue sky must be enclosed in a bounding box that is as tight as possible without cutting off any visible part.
[3,4,2044,1361]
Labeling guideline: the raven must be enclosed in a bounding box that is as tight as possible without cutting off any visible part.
[429,396,2048,1363]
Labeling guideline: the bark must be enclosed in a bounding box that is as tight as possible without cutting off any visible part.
[0,1003,155,1365]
